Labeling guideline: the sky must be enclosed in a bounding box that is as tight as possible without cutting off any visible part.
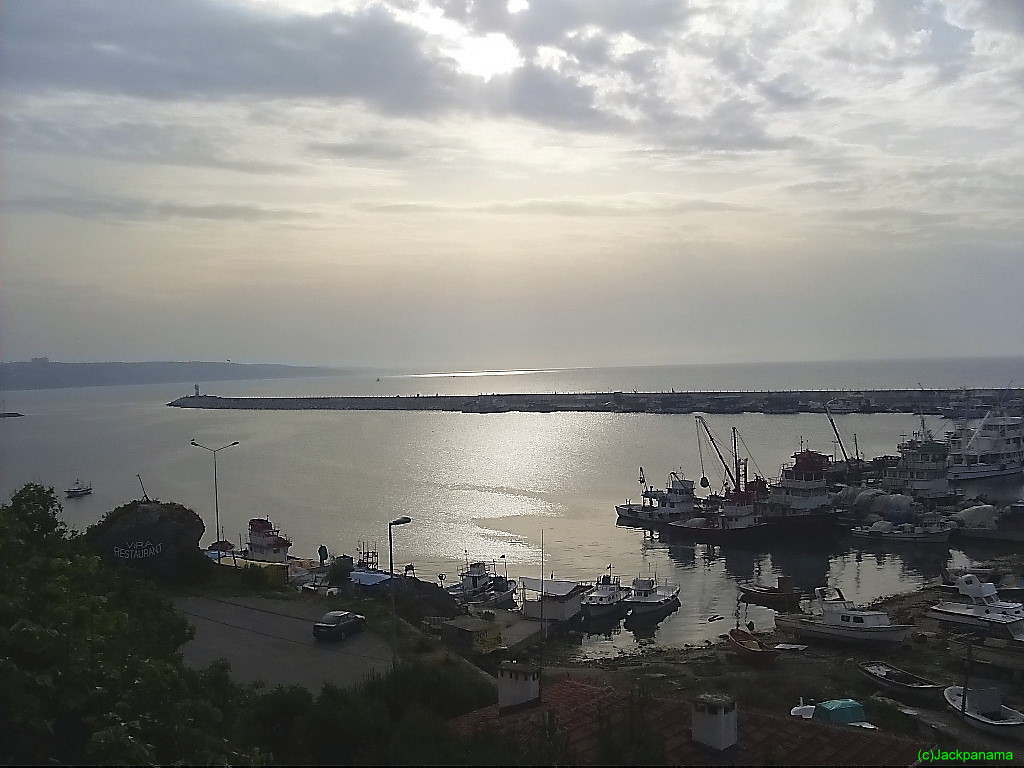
[2,0,1023,371]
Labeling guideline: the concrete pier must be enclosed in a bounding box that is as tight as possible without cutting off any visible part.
[167,388,1023,416]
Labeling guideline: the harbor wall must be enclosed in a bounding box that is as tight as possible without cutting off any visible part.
[167,389,1024,416]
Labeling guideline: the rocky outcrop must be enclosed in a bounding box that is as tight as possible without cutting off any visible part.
[85,500,207,579]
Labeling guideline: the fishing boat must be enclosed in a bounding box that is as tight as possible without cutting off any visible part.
[579,568,631,620]
[757,449,841,528]
[926,574,1024,641]
[850,519,956,543]
[738,576,801,612]
[623,575,680,618]
[466,574,518,609]
[446,560,494,602]
[946,413,1024,481]
[668,417,771,543]
[727,628,778,664]
[244,517,293,563]
[773,587,910,644]
[65,479,92,498]
[943,686,1024,739]
[880,418,953,500]
[858,661,943,702]
[615,467,698,526]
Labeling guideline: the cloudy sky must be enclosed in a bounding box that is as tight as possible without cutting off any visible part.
[2,0,1023,370]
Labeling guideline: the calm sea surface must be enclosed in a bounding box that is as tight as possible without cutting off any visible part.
[3,357,1023,654]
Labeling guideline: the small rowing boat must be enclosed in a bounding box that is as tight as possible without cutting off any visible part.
[859,660,943,702]
[727,628,778,665]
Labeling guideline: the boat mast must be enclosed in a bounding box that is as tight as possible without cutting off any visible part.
[695,415,737,491]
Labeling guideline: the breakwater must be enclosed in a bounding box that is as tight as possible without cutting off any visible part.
[167,388,1023,415]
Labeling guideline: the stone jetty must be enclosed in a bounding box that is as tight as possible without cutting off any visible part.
[167,388,1023,416]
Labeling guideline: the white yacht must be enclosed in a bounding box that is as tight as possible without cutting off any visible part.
[946,413,1024,481]
[926,574,1024,641]
[774,587,910,644]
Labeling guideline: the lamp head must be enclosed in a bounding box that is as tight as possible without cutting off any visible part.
[390,516,412,526]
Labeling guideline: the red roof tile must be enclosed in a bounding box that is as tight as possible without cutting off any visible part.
[449,679,923,766]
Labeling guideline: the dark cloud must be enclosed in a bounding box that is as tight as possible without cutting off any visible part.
[1,0,462,114]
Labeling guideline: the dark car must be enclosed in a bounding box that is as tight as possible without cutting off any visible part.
[313,610,366,640]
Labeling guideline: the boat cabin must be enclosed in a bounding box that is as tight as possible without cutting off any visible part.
[814,587,894,628]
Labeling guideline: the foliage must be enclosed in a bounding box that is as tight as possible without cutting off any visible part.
[0,484,256,765]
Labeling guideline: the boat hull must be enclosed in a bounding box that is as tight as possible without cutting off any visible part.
[925,606,1024,641]
[727,629,778,664]
[943,686,1024,740]
[774,614,909,644]
[858,661,942,702]
[738,585,801,612]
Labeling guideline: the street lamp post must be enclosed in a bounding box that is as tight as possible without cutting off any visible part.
[388,515,412,668]
[191,439,239,553]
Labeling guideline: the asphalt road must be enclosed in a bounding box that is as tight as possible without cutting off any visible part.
[173,594,392,691]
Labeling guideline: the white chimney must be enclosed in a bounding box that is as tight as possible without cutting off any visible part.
[691,693,738,751]
[497,661,541,713]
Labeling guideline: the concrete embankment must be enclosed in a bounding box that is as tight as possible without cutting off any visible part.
[167,388,1023,416]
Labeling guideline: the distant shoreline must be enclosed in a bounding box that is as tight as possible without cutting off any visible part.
[167,388,1024,416]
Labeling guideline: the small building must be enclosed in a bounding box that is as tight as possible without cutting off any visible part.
[519,577,590,623]
[441,615,503,654]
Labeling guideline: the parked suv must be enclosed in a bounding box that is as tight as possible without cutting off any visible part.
[312,610,366,640]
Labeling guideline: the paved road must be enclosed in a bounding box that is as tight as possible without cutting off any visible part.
[173,594,392,691]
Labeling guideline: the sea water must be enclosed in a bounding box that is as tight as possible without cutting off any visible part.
[1,356,1022,651]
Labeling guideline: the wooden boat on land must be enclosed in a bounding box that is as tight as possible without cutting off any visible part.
[943,686,1024,740]
[858,661,943,702]
[950,636,1024,672]
[727,628,778,664]
[738,576,800,612]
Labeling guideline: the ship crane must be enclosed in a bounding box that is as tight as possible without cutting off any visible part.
[695,415,742,493]
[824,399,861,483]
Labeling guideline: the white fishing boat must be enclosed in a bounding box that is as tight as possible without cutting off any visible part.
[926,574,1024,641]
[773,587,910,644]
[65,479,92,498]
[851,519,956,543]
[881,420,952,499]
[623,575,680,617]
[943,686,1024,739]
[580,568,631,619]
[615,467,698,525]
[446,559,516,607]
[946,413,1024,481]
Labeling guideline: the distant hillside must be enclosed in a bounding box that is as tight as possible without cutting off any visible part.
[0,359,348,390]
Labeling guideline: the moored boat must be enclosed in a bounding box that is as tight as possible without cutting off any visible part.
[858,661,943,702]
[773,587,910,644]
[726,628,778,664]
[943,686,1024,740]
[65,479,92,498]
[851,519,955,543]
[738,576,801,612]
[926,574,1024,641]
[946,413,1024,481]
[615,467,698,526]
[623,574,680,618]
[580,568,631,620]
